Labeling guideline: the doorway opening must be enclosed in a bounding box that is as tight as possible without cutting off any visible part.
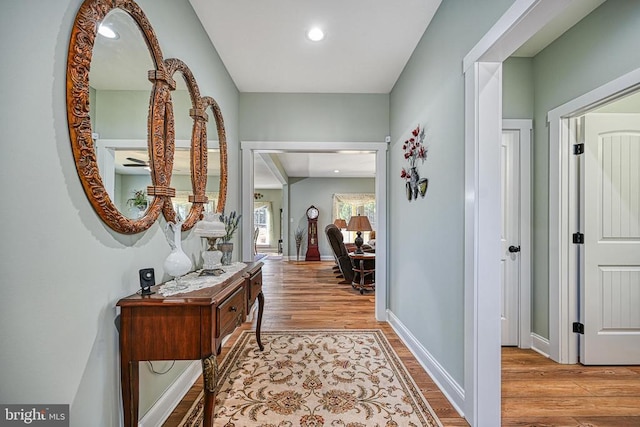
[240,141,389,322]
[548,75,640,364]
[501,120,532,349]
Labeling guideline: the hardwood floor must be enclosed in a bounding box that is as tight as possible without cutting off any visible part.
[502,348,640,426]
[163,259,640,426]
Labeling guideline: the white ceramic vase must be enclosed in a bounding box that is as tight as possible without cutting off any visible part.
[164,221,192,278]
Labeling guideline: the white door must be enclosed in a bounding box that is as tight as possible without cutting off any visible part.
[501,130,521,346]
[582,113,640,364]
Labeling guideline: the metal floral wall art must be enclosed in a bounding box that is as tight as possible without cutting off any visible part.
[400,125,429,201]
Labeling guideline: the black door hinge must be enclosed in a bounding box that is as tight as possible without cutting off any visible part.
[572,232,584,244]
[573,322,584,334]
[573,143,585,155]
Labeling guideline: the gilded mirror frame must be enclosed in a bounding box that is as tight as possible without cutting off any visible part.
[162,58,208,230]
[67,0,168,234]
[67,0,228,234]
[201,96,228,215]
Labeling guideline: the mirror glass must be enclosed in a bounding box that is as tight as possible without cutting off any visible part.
[89,8,155,219]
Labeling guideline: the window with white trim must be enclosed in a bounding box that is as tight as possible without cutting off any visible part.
[332,193,375,242]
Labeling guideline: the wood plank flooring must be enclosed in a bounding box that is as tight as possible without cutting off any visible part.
[502,347,640,426]
[163,259,640,426]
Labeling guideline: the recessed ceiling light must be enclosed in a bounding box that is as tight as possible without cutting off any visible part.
[334,169,339,173]
[98,24,119,39]
[307,27,325,42]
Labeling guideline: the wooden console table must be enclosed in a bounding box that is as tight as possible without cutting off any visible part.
[117,262,264,427]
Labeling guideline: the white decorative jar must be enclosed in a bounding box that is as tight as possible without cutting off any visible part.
[164,220,192,279]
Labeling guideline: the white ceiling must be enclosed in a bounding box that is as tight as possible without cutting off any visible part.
[254,152,376,189]
[188,0,442,93]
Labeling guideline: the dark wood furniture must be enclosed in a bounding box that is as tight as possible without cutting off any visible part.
[325,224,374,284]
[348,252,375,294]
[305,205,321,261]
[117,262,264,427]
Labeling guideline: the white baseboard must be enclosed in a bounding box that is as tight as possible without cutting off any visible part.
[138,361,201,427]
[530,333,551,358]
[387,310,465,417]
[246,298,258,322]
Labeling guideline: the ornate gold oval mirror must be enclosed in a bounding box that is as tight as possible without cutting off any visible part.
[67,0,228,234]
[67,0,167,234]
[160,59,228,230]
[202,96,228,214]
[162,58,208,230]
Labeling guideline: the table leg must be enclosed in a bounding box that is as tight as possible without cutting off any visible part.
[120,360,138,427]
[201,354,218,427]
[360,259,365,294]
[256,291,264,351]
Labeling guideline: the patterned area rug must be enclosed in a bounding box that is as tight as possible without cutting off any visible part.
[178,329,443,427]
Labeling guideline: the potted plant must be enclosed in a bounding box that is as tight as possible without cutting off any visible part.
[218,210,242,265]
[294,227,305,261]
[127,189,148,216]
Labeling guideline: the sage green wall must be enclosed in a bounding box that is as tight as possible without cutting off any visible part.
[503,57,534,120]
[240,93,389,142]
[94,90,149,139]
[389,0,516,386]
[530,0,640,338]
[0,1,239,425]
[95,89,193,140]
[288,178,375,259]
[239,93,387,261]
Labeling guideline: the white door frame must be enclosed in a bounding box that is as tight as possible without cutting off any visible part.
[503,119,533,349]
[547,68,640,364]
[240,141,389,322]
[463,1,573,425]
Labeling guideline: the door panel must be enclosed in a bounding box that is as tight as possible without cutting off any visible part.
[501,130,520,346]
[582,113,640,364]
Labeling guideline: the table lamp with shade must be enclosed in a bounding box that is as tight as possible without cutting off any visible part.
[333,218,347,229]
[346,215,372,254]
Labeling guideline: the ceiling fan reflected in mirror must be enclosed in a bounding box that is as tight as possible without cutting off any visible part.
[123,157,149,167]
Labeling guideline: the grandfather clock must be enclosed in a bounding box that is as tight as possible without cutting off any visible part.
[305,205,321,261]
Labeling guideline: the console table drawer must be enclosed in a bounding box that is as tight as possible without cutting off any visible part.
[246,270,263,311]
[217,286,245,336]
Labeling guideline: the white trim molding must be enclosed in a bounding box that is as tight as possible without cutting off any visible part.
[464,61,503,427]
[240,140,389,322]
[138,361,201,427]
[387,310,465,416]
[463,1,576,424]
[530,333,551,358]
